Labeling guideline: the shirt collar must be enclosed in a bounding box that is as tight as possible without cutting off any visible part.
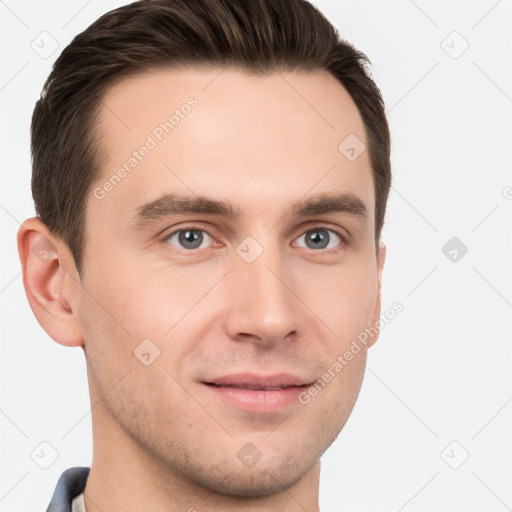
[46,467,90,512]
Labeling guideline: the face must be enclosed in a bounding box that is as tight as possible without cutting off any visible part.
[77,67,384,496]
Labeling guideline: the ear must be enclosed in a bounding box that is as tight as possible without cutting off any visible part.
[17,217,84,348]
[366,242,387,349]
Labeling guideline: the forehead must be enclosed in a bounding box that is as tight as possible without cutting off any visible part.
[92,67,374,226]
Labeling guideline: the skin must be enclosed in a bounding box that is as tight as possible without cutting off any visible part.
[18,67,386,512]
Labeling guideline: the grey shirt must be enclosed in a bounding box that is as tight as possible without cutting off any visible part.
[46,467,90,512]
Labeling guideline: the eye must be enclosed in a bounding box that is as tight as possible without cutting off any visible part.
[165,228,214,250]
[295,228,343,251]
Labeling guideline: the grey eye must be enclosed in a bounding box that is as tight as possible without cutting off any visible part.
[296,229,341,250]
[166,229,212,250]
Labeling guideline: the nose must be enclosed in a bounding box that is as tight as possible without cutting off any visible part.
[222,246,299,347]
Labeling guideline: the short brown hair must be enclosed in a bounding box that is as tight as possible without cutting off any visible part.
[31,0,391,277]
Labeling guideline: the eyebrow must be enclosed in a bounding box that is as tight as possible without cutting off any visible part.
[129,191,368,229]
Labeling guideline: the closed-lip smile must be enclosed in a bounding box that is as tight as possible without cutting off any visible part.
[202,373,313,413]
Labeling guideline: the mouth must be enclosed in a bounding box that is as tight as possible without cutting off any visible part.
[201,373,313,413]
[205,383,305,391]
[203,372,312,390]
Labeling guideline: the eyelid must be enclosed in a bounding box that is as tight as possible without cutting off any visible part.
[295,220,348,239]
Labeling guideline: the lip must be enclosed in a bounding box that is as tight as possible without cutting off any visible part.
[202,373,313,413]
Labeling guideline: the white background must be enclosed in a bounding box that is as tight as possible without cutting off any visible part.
[1,1,511,511]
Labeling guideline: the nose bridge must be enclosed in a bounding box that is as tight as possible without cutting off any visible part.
[223,241,298,343]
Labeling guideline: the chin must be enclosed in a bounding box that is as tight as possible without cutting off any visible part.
[188,455,318,498]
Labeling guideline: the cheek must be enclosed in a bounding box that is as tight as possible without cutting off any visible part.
[302,257,378,343]
[108,250,223,318]
[77,278,181,417]
[78,256,221,379]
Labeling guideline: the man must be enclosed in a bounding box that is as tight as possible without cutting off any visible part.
[17,0,391,510]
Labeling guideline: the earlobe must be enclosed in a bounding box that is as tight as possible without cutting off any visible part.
[366,242,387,349]
[17,217,84,348]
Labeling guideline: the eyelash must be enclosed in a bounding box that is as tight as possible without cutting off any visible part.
[162,224,347,254]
